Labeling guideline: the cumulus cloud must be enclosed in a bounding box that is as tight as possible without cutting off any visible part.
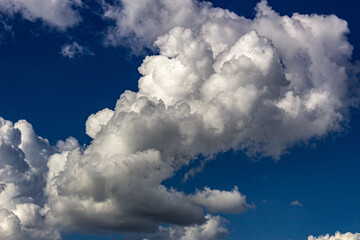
[309,232,360,240]
[0,0,82,29]
[189,187,252,213]
[85,108,114,138]
[44,1,356,233]
[60,42,95,59]
[0,0,358,239]
[0,118,60,239]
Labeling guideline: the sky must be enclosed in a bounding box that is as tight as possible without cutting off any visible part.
[0,0,359,240]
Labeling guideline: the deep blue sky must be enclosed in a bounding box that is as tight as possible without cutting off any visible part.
[0,0,359,239]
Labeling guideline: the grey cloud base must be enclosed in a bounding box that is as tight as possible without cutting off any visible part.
[0,0,359,239]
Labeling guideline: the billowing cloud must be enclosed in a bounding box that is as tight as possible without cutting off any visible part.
[44,1,356,234]
[0,0,358,239]
[60,42,94,59]
[189,187,252,213]
[309,232,360,240]
[0,0,82,29]
[0,118,60,239]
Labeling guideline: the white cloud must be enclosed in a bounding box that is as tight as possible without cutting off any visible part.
[0,0,82,29]
[124,215,228,240]
[0,208,21,240]
[103,0,211,48]
[44,3,355,232]
[0,0,358,239]
[85,108,114,138]
[309,232,360,240]
[189,187,253,213]
[0,118,60,239]
[290,200,303,207]
[60,42,94,59]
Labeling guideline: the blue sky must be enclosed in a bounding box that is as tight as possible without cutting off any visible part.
[0,0,359,240]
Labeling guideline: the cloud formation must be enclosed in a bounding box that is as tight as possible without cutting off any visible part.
[60,42,94,58]
[0,0,82,29]
[290,200,303,207]
[0,118,60,239]
[124,215,228,240]
[309,232,360,240]
[0,0,358,239]
[189,187,252,213]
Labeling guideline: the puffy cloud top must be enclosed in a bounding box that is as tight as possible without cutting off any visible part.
[45,0,355,234]
[309,232,360,240]
[0,118,59,239]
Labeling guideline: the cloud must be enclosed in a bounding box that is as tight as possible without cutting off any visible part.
[0,118,60,239]
[308,232,360,240]
[102,0,213,48]
[290,200,303,207]
[60,42,95,59]
[189,187,253,213]
[0,0,359,239]
[45,2,356,234]
[85,108,114,138]
[0,0,82,29]
[124,215,228,240]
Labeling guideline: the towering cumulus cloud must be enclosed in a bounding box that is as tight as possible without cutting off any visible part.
[0,0,358,239]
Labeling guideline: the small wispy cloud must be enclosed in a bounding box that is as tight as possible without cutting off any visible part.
[290,200,303,207]
[60,42,94,59]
